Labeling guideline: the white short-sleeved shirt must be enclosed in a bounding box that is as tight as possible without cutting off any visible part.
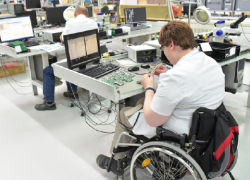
[61,14,98,41]
[129,48,225,137]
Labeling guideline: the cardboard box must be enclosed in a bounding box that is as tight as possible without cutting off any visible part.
[61,0,73,4]
[0,62,26,78]
[138,0,166,4]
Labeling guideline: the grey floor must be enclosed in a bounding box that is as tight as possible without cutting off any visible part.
[0,61,249,180]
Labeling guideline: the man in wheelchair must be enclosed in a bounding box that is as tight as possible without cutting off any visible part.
[96,21,238,180]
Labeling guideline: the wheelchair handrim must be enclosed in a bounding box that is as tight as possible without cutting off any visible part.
[130,142,207,180]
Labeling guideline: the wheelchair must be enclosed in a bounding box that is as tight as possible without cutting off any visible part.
[106,104,238,180]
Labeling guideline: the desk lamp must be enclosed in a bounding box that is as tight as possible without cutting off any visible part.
[64,6,76,21]
[170,0,211,25]
[63,0,85,21]
[193,2,211,25]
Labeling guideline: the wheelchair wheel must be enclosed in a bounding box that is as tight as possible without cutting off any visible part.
[130,142,207,180]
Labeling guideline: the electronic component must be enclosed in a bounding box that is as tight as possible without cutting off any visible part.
[124,8,149,31]
[86,6,94,18]
[113,29,128,37]
[101,70,135,88]
[7,3,24,15]
[98,31,112,40]
[16,11,37,28]
[131,24,149,31]
[25,0,41,9]
[127,45,156,63]
[161,51,173,66]
[64,29,101,70]
[44,29,64,42]
[0,16,34,42]
[24,41,39,47]
[143,40,161,57]
[46,6,69,24]
[124,8,146,25]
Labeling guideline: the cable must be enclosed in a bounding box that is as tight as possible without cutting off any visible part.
[66,90,117,134]
[2,67,31,87]
[87,94,102,114]
[1,60,31,84]
[1,59,32,85]
[117,90,141,130]
[240,24,250,43]
[0,57,32,95]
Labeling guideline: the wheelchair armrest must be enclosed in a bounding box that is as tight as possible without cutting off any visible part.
[156,127,188,146]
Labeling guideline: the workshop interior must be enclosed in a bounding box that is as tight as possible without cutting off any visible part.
[0,0,250,180]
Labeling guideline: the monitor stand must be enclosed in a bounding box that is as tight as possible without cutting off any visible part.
[132,23,138,27]
[79,64,86,71]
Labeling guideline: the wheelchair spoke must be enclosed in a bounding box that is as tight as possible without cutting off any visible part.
[131,145,204,180]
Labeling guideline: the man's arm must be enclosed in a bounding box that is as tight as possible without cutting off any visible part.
[60,35,64,42]
[143,90,170,127]
[141,74,170,127]
[60,21,71,43]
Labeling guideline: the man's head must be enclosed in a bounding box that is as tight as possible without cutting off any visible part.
[74,6,89,18]
[158,21,198,65]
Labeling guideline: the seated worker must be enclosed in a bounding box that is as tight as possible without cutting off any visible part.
[35,6,98,111]
[96,21,225,173]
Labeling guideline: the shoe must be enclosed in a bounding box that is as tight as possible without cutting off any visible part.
[35,101,56,111]
[63,91,79,99]
[96,154,111,170]
[96,154,129,175]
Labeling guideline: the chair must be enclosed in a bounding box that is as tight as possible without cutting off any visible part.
[107,103,238,180]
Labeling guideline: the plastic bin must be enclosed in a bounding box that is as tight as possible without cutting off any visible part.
[196,40,241,62]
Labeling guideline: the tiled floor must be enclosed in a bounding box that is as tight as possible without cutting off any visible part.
[0,61,249,180]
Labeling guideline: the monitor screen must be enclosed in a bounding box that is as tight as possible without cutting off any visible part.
[0,16,34,42]
[124,8,146,24]
[25,0,41,9]
[16,11,37,27]
[64,29,101,70]
[86,6,93,18]
[46,6,68,24]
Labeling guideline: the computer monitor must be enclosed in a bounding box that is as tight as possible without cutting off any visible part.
[86,6,94,18]
[16,11,37,28]
[46,6,69,24]
[25,0,41,9]
[124,8,146,26]
[183,4,197,16]
[64,29,101,70]
[0,16,34,42]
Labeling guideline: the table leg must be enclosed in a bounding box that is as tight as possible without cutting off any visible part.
[118,99,125,112]
[28,56,38,96]
[247,82,250,107]
[147,34,152,41]
[42,53,49,69]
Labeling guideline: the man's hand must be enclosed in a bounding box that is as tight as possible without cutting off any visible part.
[141,74,154,90]
[59,35,64,43]
[154,65,168,76]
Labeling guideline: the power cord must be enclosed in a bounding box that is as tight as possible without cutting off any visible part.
[66,90,117,134]
[240,24,250,43]
[117,90,141,130]
[1,58,32,85]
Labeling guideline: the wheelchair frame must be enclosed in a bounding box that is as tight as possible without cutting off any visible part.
[107,128,207,180]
